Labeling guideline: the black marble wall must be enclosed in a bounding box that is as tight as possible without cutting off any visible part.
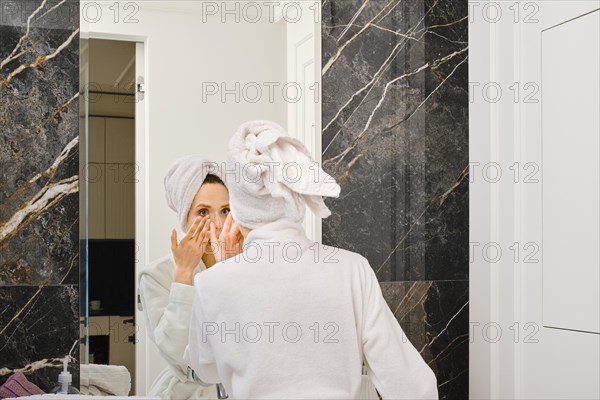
[322,0,469,398]
[0,0,80,391]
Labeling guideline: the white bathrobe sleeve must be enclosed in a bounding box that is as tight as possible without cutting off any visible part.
[183,274,221,384]
[139,273,195,376]
[359,257,439,400]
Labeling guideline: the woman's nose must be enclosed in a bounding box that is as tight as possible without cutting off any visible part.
[211,212,226,230]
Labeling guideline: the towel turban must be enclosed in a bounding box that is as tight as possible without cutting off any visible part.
[225,120,341,229]
[163,155,227,233]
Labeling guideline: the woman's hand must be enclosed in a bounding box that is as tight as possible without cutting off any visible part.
[208,213,244,263]
[170,216,210,285]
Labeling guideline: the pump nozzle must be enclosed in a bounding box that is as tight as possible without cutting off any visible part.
[61,356,70,372]
[58,355,72,394]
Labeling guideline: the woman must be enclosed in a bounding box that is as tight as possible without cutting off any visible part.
[138,155,243,399]
[184,121,439,399]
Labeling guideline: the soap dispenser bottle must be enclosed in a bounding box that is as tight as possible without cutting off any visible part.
[50,355,80,394]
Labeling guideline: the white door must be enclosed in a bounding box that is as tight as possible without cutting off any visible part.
[286,0,322,242]
[520,4,599,398]
[470,1,600,398]
[537,8,599,335]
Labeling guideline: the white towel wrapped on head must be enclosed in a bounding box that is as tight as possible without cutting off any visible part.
[226,120,341,229]
[163,155,227,233]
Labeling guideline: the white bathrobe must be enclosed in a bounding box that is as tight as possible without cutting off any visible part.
[138,254,219,399]
[184,218,439,400]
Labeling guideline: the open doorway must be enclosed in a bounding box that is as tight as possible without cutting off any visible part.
[80,38,137,395]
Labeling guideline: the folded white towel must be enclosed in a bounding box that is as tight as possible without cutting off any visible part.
[163,155,227,232]
[79,363,131,397]
[226,120,340,229]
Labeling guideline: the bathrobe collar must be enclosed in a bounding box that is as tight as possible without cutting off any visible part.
[242,218,313,249]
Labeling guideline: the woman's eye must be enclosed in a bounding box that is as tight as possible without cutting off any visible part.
[199,209,208,216]
[222,208,230,215]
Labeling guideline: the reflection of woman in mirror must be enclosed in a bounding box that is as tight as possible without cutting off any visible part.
[138,155,243,400]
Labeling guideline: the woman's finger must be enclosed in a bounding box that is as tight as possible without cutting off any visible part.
[200,228,210,249]
[193,216,209,238]
[231,224,244,243]
[230,223,241,237]
[195,219,211,245]
[171,229,178,250]
[221,213,233,238]
[187,216,202,238]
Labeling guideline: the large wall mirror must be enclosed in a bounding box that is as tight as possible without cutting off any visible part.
[79,1,321,395]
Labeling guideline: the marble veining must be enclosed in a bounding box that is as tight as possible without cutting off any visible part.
[0,285,80,390]
[0,0,80,391]
[322,0,469,397]
[381,281,469,398]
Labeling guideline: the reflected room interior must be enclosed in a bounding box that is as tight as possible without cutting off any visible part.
[79,38,137,392]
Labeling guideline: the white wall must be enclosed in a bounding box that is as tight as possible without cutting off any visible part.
[470,1,600,398]
[81,1,288,393]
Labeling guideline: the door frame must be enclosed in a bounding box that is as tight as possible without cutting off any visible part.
[79,29,148,395]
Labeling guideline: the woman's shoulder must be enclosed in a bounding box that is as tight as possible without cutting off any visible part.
[311,242,368,265]
[139,253,176,285]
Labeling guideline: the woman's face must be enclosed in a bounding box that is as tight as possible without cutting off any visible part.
[185,183,230,236]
